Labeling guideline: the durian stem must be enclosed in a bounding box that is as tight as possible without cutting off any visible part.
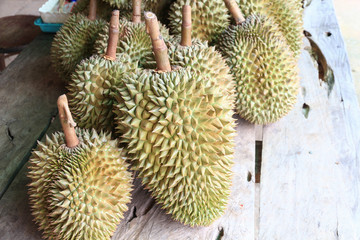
[88,0,97,21]
[105,10,120,60]
[132,0,142,23]
[57,95,79,148]
[223,0,245,24]
[180,5,192,47]
[145,11,171,72]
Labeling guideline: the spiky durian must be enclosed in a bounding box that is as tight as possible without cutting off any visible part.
[218,14,300,124]
[28,128,133,239]
[100,0,164,13]
[72,0,115,20]
[51,13,107,81]
[168,0,230,42]
[261,0,303,56]
[113,67,236,226]
[67,54,137,132]
[167,36,234,101]
[67,11,138,133]
[94,19,170,68]
[233,0,303,56]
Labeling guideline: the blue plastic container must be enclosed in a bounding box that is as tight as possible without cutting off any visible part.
[34,18,63,33]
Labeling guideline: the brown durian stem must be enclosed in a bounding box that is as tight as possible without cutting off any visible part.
[57,95,79,148]
[223,0,245,24]
[180,5,192,46]
[132,0,142,23]
[104,10,120,60]
[144,11,171,72]
[88,0,97,21]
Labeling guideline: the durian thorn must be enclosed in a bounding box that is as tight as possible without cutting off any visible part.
[144,11,171,72]
[104,10,120,60]
[180,5,192,47]
[223,0,245,25]
[57,95,79,148]
[132,0,142,24]
[87,0,97,21]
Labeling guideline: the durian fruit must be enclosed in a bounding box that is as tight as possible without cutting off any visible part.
[93,0,171,69]
[51,0,107,81]
[168,0,230,42]
[28,95,133,239]
[232,0,303,56]
[218,0,299,124]
[113,12,236,226]
[68,10,137,133]
[99,0,165,14]
[72,0,115,20]
[167,5,234,100]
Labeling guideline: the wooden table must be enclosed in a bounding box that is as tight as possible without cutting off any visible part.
[1,0,359,239]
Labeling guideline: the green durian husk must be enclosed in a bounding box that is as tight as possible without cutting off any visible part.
[218,14,300,124]
[167,36,235,102]
[28,129,133,239]
[67,54,138,133]
[234,0,303,57]
[168,0,230,42]
[94,19,170,69]
[100,0,166,14]
[113,68,236,226]
[51,14,107,82]
[72,0,115,20]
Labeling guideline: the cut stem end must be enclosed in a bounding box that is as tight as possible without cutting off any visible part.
[57,95,79,148]
[180,5,192,46]
[132,0,142,23]
[144,12,171,72]
[105,10,120,60]
[223,0,245,24]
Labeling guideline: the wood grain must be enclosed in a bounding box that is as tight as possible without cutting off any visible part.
[0,117,61,240]
[258,0,360,239]
[0,34,65,196]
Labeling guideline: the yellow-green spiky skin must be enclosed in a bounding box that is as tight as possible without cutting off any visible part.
[262,0,303,57]
[218,15,300,124]
[71,0,115,20]
[233,0,303,57]
[28,129,133,240]
[51,14,107,81]
[94,19,170,69]
[113,68,236,226]
[101,0,162,11]
[167,37,235,101]
[67,54,137,133]
[168,0,229,42]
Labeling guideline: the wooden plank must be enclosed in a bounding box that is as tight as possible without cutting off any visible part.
[0,117,61,240]
[258,0,360,239]
[0,34,65,196]
[112,117,256,240]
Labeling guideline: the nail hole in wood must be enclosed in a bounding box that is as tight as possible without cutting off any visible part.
[325,32,332,37]
[255,141,263,183]
[302,103,310,119]
[247,172,252,182]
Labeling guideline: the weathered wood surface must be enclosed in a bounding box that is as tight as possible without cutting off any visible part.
[0,0,359,239]
[259,0,360,239]
[0,118,61,240]
[0,33,64,197]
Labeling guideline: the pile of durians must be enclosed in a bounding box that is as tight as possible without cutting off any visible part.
[28,0,303,238]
